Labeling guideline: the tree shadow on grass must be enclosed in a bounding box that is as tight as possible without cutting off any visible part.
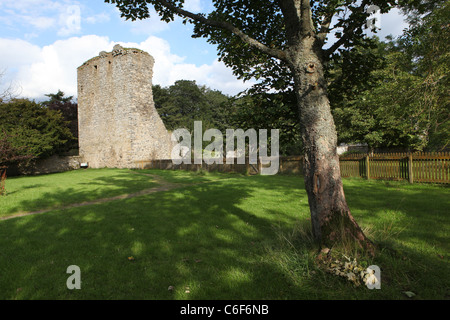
[0,170,160,217]
[342,179,449,245]
[135,168,245,185]
[341,178,450,298]
[1,184,45,196]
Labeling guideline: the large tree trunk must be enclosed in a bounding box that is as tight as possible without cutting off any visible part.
[288,37,374,254]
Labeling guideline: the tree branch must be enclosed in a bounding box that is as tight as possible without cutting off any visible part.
[316,2,342,46]
[300,0,313,36]
[323,0,371,57]
[324,32,349,57]
[156,0,288,62]
[277,0,301,46]
[0,69,20,102]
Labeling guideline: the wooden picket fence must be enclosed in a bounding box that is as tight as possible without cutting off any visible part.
[339,152,450,184]
[135,152,449,184]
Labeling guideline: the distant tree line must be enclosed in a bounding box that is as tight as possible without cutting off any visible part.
[153,80,230,133]
[152,80,302,155]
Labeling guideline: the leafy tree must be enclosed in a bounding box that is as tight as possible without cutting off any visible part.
[399,0,446,17]
[42,90,74,105]
[154,79,302,154]
[398,1,449,150]
[0,131,34,168]
[153,84,181,131]
[106,0,425,253]
[154,80,233,153]
[42,90,79,151]
[328,38,416,150]
[330,1,449,151]
[0,130,34,195]
[0,99,74,161]
[230,91,302,155]
[154,80,231,132]
[201,86,233,132]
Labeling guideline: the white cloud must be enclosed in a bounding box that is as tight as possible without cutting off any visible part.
[0,35,251,99]
[27,15,55,30]
[0,0,83,36]
[0,8,56,31]
[0,35,111,98]
[116,36,254,95]
[0,38,42,67]
[58,5,81,36]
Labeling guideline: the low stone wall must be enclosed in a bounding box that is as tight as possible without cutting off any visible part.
[134,156,304,175]
[278,156,303,174]
[5,155,304,177]
[7,155,83,176]
[35,155,82,175]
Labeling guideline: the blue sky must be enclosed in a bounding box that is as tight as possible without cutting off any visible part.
[0,0,409,99]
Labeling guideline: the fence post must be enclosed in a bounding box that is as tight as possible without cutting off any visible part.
[408,154,414,184]
[258,157,262,174]
[365,155,370,180]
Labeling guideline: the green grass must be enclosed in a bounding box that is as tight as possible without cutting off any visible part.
[0,169,448,299]
[132,168,238,184]
[0,169,159,217]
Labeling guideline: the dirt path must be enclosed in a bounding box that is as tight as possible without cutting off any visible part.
[0,171,197,221]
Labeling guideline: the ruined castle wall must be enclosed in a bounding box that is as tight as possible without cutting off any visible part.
[77,45,173,168]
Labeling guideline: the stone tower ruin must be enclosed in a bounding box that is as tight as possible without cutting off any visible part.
[77,44,173,168]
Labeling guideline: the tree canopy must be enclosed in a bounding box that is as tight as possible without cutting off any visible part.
[106,0,404,93]
[0,99,74,161]
[42,90,79,151]
[153,80,231,133]
[330,1,449,151]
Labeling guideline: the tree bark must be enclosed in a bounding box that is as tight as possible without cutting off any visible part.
[287,36,374,255]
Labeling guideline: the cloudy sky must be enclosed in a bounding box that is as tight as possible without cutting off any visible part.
[0,0,409,100]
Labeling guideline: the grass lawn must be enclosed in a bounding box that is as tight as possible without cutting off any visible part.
[0,169,160,217]
[0,168,448,300]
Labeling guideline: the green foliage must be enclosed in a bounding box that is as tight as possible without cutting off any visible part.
[229,91,302,155]
[328,37,389,148]
[399,1,450,150]
[193,0,289,90]
[42,90,74,105]
[0,130,35,169]
[105,1,402,92]
[153,80,231,133]
[0,99,74,161]
[41,90,78,151]
[153,80,302,155]
[0,130,35,195]
[398,0,447,17]
[330,3,449,151]
[331,45,432,150]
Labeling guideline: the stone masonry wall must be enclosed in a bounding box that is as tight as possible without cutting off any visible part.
[77,44,173,168]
